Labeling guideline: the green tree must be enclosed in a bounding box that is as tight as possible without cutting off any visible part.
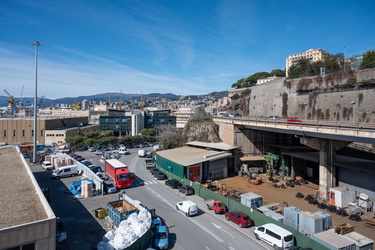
[360,50,375,69]
[270,69,285,76]
[231,78,249,89]
[65,135,85,149]
[103,130,113,137]
[139,128,157,136]
[230,93,240,100]
[85,131,101,139]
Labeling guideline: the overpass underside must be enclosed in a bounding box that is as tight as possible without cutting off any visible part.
[217,120,375,202]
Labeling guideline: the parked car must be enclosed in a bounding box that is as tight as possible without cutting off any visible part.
[154,225,169,249]
[225,211,253,228]
[155,172,167,180]
[176,200,198,217]
[75,157,85,162]
[152,170,161,176]
[149,167,158,175]
[81,161,93,167]
[95,150,103,155]
[103,181,117,194]
[178,185,194,195]
[165,179,182,189]
[254,223,295,249]
[88,147,95,152]
[287,117,302,123]
[89,166,103,174]
[72,155,82,159]
[42,161,53,171]
[268,115,280,120]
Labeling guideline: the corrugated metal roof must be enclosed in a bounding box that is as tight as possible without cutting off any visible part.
[240,156,265,161]
[185,141,237,151]
[156,146,232,166]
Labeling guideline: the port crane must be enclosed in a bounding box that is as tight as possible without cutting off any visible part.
[18,86,24,107]
[3,89,15,106]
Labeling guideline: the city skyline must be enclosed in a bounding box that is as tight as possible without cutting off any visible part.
[1,0,374,99]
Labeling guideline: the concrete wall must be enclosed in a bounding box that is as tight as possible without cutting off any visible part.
[249,68,375,123]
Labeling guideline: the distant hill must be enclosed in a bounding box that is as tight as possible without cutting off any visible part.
[0,91,228,107]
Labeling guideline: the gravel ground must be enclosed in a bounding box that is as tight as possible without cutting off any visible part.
[0,147,47,228]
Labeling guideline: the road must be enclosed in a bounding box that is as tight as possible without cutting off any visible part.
[115,147,272,250]
[31,147,272,249]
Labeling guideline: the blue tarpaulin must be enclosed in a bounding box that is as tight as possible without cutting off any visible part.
[69,179,94,195]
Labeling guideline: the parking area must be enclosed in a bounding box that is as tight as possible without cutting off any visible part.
[30,162,120,250]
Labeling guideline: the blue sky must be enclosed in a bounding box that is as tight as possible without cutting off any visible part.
[1,0,374,99]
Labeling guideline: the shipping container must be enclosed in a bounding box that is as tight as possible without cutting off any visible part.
[340,231,373,250]
[240,192,263,208]
[329,187,356,208]
[313,211,332,231]
[298,211,323,237]
[313,231,356,250]
[283,206,301,231]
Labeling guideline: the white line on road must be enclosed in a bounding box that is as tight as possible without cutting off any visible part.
[228,246,235,250]
[212,223,236,238]
[189,219,224,243]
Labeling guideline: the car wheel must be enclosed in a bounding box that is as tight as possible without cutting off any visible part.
[56,176,60,179]
[176,205,179,211]
[185,212,189,217]
[255,233,260,240]
[273,244,279,250]
[225,215,230,220]
[238,222,243,228]
[215,210,218,214]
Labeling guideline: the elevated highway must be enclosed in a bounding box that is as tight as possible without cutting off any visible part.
[213,117,375,201]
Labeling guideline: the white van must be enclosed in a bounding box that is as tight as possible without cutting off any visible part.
[254,223,294,249]
[52,165,78,179]
[138,149,146,157]
[176,200,198,217]
[42,161,53,170]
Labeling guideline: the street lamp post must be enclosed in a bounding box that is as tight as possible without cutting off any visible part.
[303,102,308,121]
[352,101,356,125]
[273,104,276,118]
[30,41,44,163]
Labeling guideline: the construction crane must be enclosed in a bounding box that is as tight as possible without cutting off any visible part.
[140,92,144,111]
[118,90,123,110]
[4,89,15,106]
[18,86,24,107]
[72,98,80,110]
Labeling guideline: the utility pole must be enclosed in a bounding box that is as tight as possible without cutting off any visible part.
[30,41,44,163]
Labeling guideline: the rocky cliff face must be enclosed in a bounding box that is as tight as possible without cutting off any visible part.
[181,121,221,145]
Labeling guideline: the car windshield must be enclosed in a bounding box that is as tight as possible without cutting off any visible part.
[117,173,131,179]
[155,232,167,239]
[243,216,250,220]
[106,183,114,188]
[217,203,225,207]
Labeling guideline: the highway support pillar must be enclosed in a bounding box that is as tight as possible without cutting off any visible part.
[300,138,349,201]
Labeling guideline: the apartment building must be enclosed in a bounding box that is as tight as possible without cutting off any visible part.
[286,49,330,76]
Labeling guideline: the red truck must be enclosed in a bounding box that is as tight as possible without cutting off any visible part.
[105,159,136,189]
[205,199,228,214]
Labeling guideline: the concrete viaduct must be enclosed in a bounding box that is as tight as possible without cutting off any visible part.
[214,117,375,201]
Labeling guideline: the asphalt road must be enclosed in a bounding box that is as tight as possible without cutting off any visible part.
[31,147,272,249]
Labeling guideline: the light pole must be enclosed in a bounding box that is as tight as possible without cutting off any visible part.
[30,41,44,163]
[352,101,356,125]
[273,104,276,118]
[303,102,308,121]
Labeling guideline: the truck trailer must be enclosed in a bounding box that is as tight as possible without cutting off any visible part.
[105,159,136,189]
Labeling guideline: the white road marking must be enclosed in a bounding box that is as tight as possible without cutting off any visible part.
[212,223,236,238]
[189,219,224,243]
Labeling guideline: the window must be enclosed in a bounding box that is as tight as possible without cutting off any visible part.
[32,130,34,136]
[22,130,25,137]
[4,130,7,137]
[41,130,43,137]
[6,242,35,250]
[13,130,16,137]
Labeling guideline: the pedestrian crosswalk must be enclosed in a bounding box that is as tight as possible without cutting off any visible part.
[132,180,159,187]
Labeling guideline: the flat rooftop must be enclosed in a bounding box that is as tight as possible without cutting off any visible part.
[0,147,47,229]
